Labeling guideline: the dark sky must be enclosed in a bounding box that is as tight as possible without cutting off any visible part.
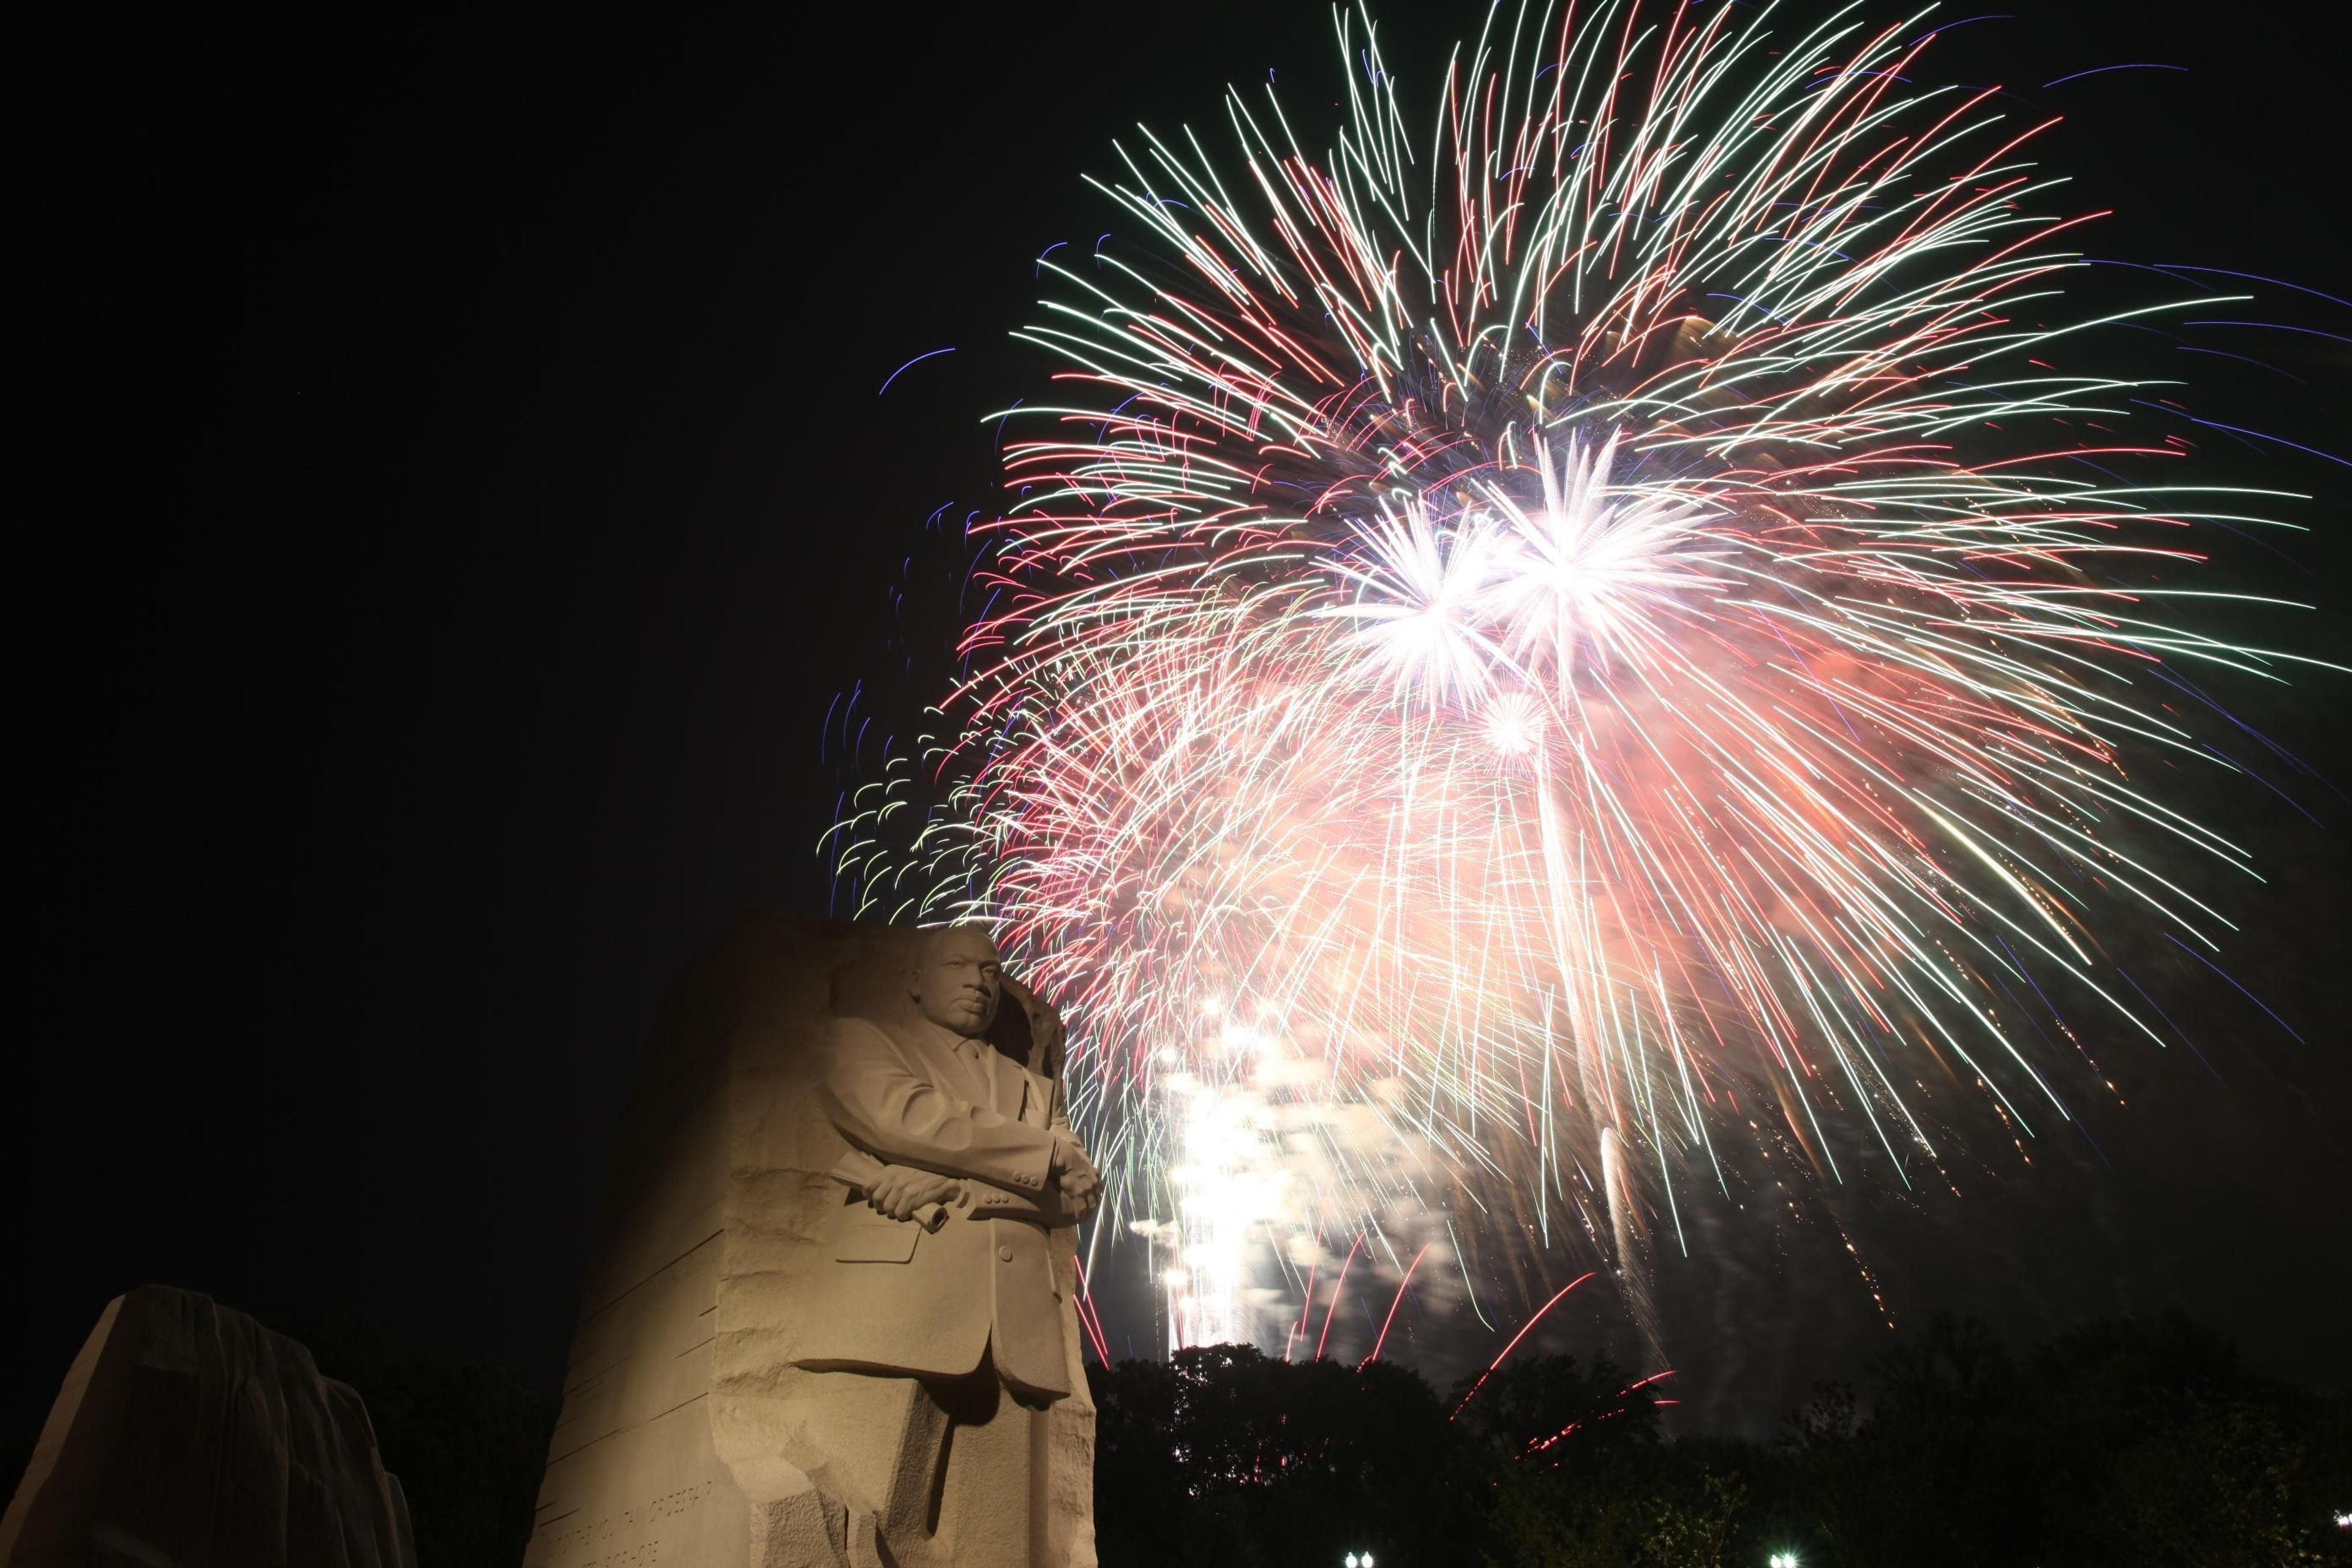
[16,2,2349,1446]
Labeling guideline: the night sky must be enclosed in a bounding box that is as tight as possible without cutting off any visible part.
[17,2,2350,1450]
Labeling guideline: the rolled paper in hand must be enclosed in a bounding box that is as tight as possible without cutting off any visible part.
[830,1149,952,1232]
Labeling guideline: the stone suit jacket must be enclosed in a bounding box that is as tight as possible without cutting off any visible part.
[791,1014,1075,1402]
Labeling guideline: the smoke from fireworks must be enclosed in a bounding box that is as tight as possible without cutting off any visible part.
[831,1,2327,1356]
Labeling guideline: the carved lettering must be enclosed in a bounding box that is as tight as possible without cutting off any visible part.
[538,1480,717,1562]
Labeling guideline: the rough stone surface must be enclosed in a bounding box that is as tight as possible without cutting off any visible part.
[520,913,1096,1568]
[0,1285,418,1568]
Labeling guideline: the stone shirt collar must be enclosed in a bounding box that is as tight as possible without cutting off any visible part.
[910,1015,999,1106]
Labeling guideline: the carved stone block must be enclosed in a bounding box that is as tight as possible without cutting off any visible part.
[0,1286,418,1568]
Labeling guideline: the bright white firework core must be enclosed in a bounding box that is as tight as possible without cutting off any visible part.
[1161,1061,1289,1352]
[1484,691,1543,755]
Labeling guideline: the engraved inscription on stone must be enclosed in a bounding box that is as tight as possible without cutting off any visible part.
[539,1480,718,1568]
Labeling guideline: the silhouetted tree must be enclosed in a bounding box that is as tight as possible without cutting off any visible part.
[1091,1344,1481,1566]
[1084,1314,2349,1568]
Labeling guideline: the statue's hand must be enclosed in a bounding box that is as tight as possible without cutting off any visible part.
[1050,1133,1103,1214]
[867,1164,961,1221]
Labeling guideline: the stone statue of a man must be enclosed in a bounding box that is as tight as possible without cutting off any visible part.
[791,924,1101,1567]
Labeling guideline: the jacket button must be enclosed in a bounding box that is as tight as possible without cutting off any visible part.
[997,1244,1014,1262]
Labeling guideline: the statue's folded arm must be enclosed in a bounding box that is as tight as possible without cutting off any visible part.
[819,1017,1058,1194]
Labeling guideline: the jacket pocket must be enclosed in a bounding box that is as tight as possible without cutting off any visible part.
[834,1216,921,1264]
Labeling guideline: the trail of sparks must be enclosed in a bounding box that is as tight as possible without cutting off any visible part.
[1071,1257,1115,1366]
[1453,1272,1602,1419]
[1363,1242,1434,1367]
[1316,1232,1369,1364]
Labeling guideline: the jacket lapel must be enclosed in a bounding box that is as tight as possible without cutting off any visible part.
[992,1052,1039,1125]
[912,1019,1040,1122]
[905,1021,991,1107]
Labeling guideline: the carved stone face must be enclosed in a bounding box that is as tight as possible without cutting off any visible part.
[909,925,1003,1038]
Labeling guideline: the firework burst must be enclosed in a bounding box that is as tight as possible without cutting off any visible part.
[831,1,2326,1353]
